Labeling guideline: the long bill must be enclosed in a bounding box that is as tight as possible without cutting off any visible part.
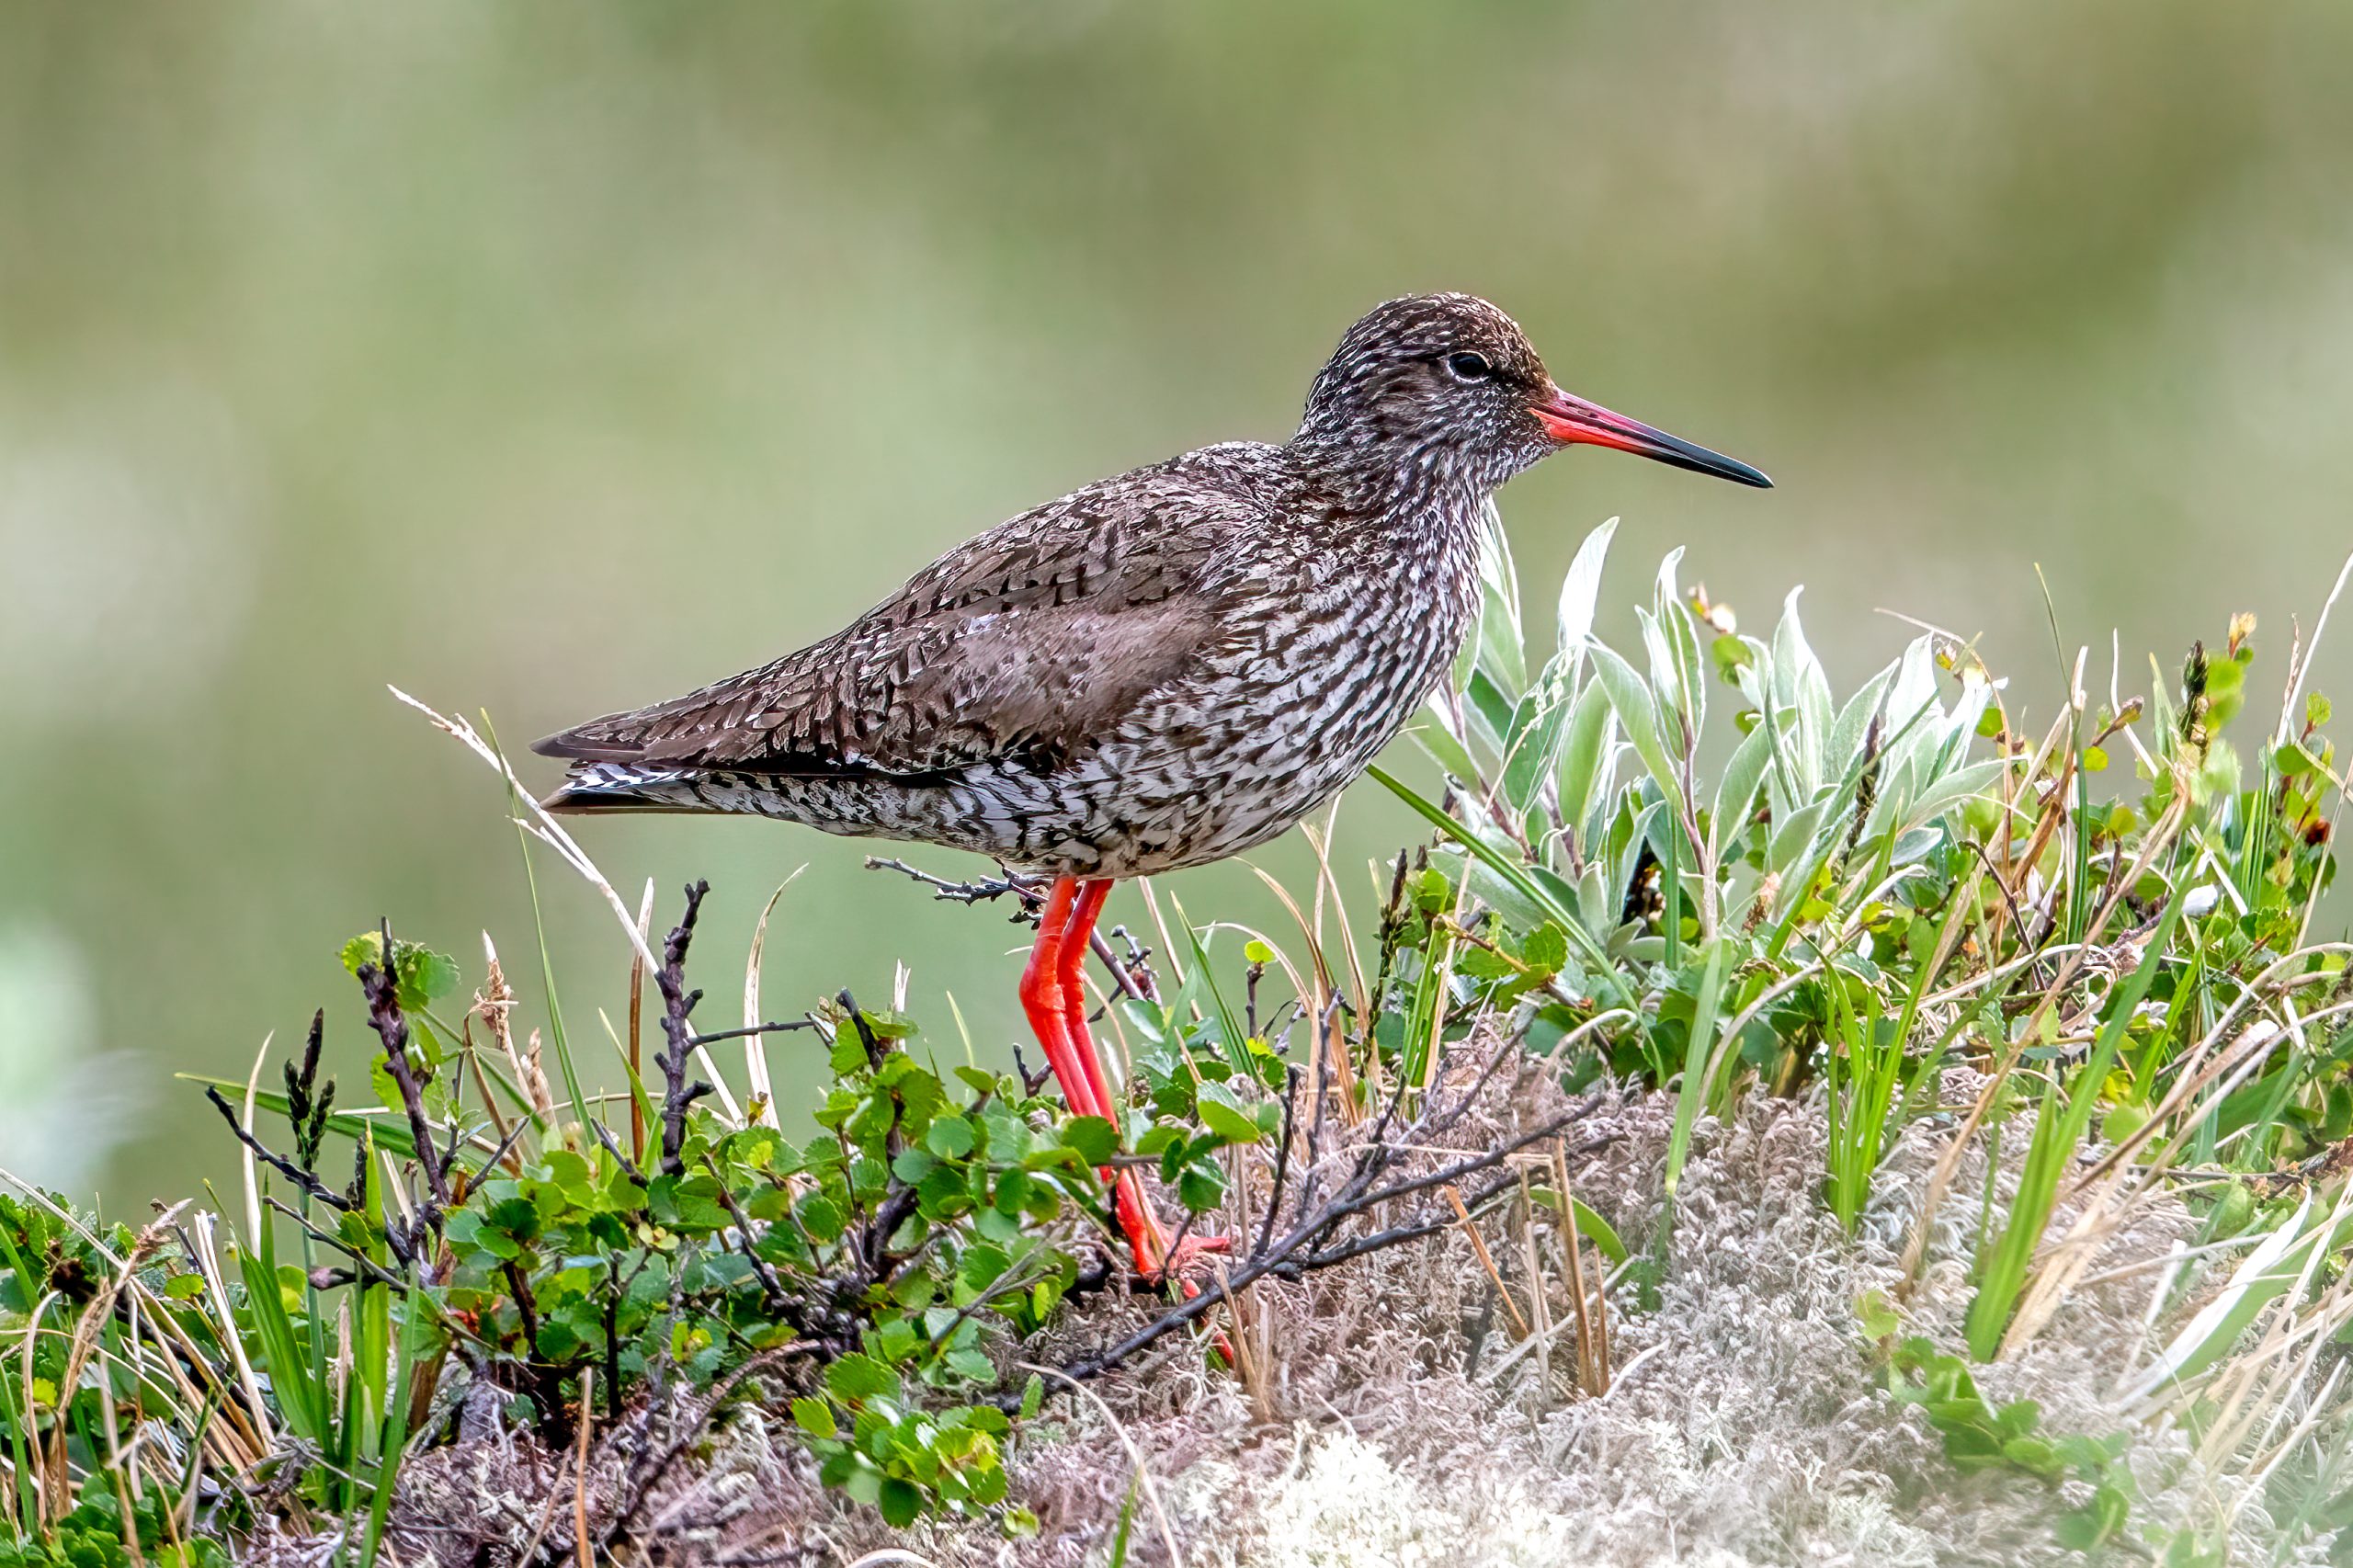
[1531,385,1772,488]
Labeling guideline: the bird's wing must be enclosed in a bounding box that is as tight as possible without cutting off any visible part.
[531,462,1265,778]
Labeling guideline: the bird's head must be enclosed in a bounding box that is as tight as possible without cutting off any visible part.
[1295,292,1770,496]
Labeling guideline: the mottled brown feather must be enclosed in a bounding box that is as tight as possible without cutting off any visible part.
[531,455,1265,779]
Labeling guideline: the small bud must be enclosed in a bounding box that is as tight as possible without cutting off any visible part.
[1688,583,1737,637]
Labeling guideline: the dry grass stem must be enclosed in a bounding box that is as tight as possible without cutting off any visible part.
[1446,1184,1529,1339]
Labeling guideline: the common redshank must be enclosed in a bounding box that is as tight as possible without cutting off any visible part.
[535,292,1768,1283]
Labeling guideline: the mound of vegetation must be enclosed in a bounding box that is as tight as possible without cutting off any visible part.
[4,517,2348,1566]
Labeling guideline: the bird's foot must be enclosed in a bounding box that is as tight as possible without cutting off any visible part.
[1139,1231,1232,1288]
[1111,1167,1229,1285]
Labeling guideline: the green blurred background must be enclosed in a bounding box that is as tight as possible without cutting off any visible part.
[5,3,2350,1206]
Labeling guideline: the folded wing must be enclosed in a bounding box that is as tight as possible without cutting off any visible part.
[532,476,1248,783]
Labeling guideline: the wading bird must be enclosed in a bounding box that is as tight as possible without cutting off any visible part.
[535,293,1769,1284]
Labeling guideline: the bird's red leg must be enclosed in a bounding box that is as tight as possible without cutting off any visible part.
[1053,879,1227,1287]
[1055,881,1120,1118]
[1017,876,1100,1119]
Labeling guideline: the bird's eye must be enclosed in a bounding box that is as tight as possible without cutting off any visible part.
[1442,351,1492,382]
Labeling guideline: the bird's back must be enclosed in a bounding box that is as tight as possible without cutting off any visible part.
[539,445,1286,774]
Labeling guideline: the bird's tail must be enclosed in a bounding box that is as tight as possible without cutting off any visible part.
[539,762,704,815]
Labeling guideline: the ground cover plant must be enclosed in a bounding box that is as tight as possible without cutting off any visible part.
[3,512,2349,1564]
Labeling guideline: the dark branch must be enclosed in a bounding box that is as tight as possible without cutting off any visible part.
[205,1087,355,1213]
[264,1197,405,1290]
[654,881,717,1176]
[688,1019,820,1049]
[701,1153,794,1311]
[590,1116,647,1186]
[1039,1080,1608,1392]
[1252,1064,1302,1261]
[864,856,1034,908]
[358,919,452,1244]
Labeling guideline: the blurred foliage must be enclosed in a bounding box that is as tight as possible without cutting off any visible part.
[1884,1336,2147,1558]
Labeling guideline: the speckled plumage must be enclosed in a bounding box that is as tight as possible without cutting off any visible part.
[535,294,1768,876]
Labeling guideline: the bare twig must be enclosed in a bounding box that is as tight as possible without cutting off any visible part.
[262,1199,414,1296]
[701,1154,792,1311]
[589,1118,646,1186]
[596,1348,806,1558]
[688,1020,819,1049]
[574,1370,597,1568]
[1048,1094,1600,1387]
[1252,1065,1302,1261]
[1447,1185,1529,1337]
[358,918,452,1244]
[654,882,719,1176]
[203,1089,354,1214]
[864,856,1032,908]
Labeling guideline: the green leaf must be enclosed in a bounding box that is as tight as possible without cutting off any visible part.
[1520,922,1569,976]
[2055,1484,2132,1551]
[339,932,460,1012]
[1565,1197,1626,1264]
[1992,1398,2041,1440]
[916,1163,972,1219]
[827,1029,869,1074]
[959,1242,1011,1292]
[1710,714,1773,867]
[647,1175,729,1232]
[1176,1161,1226,1212]
[1588,641,1682,816]
[877,1477,923,1528]
[824,1354,900,1405]
[1408,699,1485,787]
[1060,1115,1120,1166]
[2001,1436,2062,1478]
[1173,898,1256,1079]
[1663,938,1731,1199]
[1019,1372,1044,1419]
[790,1396,837,1439]
[1555,517,1617,672]
[1194,1083,1262,1145]
[925,1116,977,1159]
[1367,765,1613,981]
[1555,680,1618,838]
[795,1193,847,1244]
[873,1318,922,1363]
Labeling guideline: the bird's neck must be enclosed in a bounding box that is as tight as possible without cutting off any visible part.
[1280,438,1493,645]
[1282,431,1495,533]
